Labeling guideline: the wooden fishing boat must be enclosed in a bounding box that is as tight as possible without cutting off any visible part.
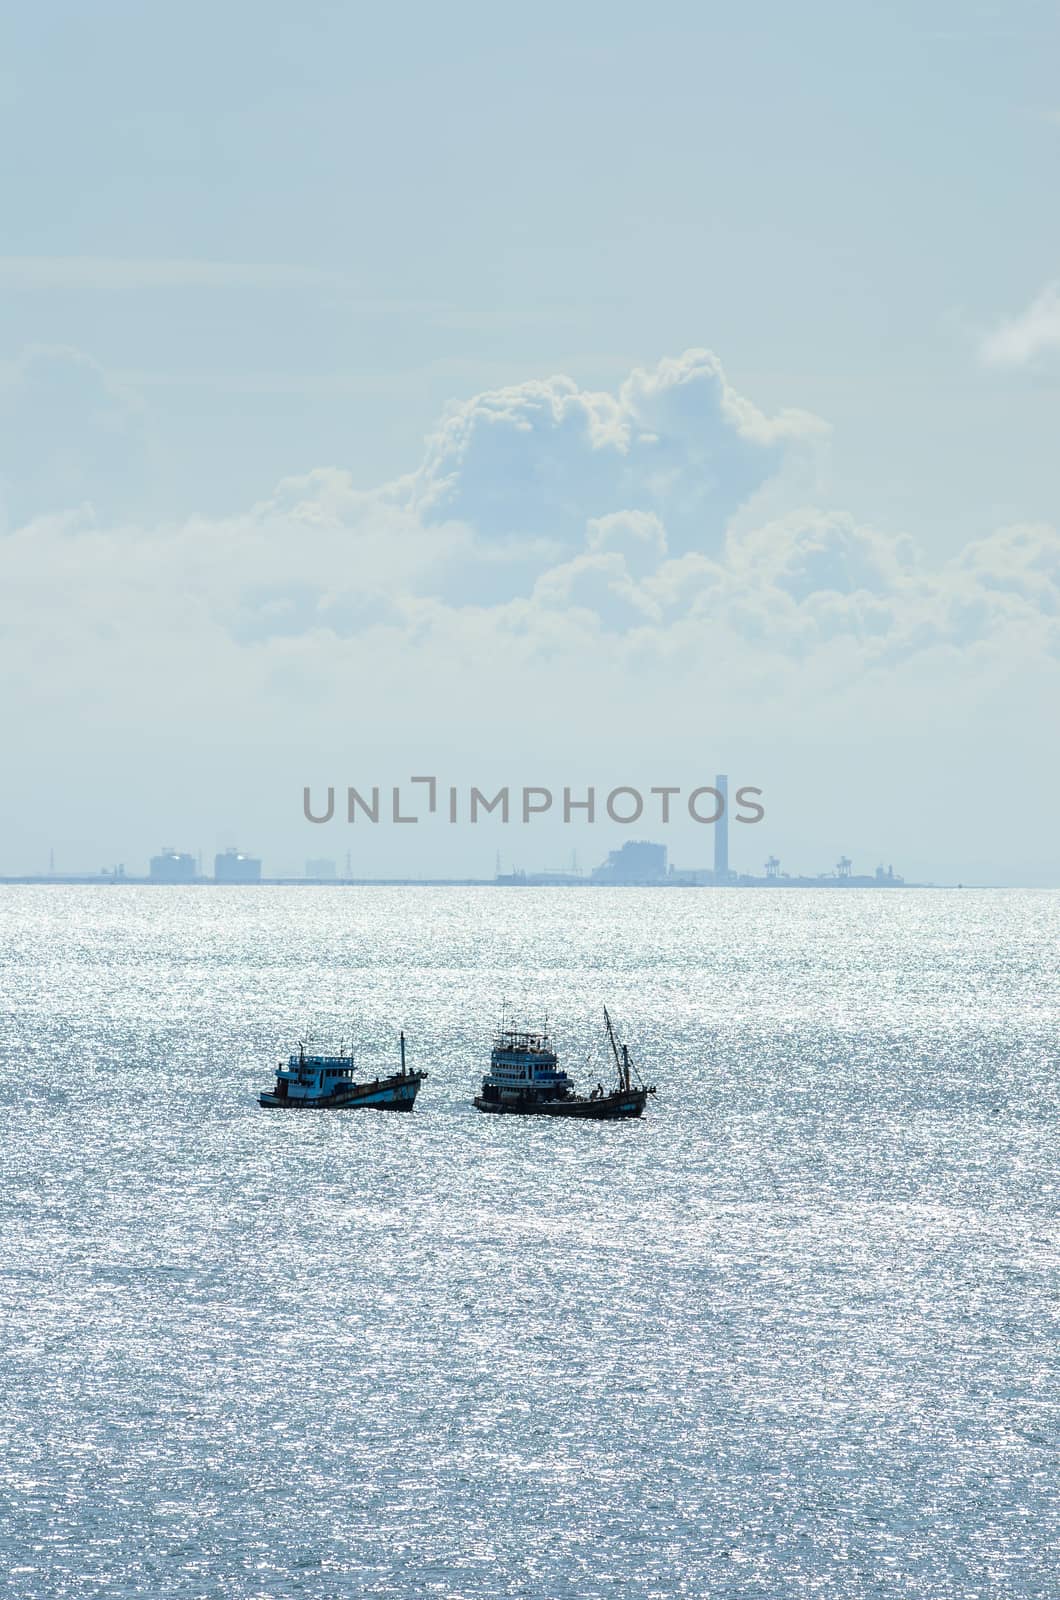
[473,1007,655,1119]
[259,1032,426,1110]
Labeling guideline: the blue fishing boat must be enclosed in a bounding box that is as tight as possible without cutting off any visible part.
[258,1031,426,1111]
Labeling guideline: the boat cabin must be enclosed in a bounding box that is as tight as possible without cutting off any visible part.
[269,1048,356,1104]
[480,1027,573,1103]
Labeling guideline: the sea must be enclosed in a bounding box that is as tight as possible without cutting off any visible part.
[1,885,1057,1600]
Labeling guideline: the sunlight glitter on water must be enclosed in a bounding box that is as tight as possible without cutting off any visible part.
[1,886,1057,1598]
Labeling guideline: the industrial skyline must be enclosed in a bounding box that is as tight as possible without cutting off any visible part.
[0,777,917,885]
[0,772,950,885]
[0,843,920,889]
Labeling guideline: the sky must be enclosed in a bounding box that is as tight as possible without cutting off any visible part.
[1,0,1058,883]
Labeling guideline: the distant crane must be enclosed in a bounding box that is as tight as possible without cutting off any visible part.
[765,855,781,879]
[836,856,853,879]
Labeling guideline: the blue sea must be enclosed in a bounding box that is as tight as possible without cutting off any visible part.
[1,886,1057,1599]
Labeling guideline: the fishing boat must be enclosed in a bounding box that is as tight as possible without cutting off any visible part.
[473,1007,655,1119]
[258,1032,426,1111]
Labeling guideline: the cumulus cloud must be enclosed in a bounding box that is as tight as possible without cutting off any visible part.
[410,349,824,566]
[956,521,1060,610]
[1,348,1057,757]
[980,280,1060,366]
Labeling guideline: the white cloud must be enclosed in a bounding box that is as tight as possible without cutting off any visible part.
[409,349,827,570]
[1,349,1057,759]
[586,510,668,575]
[980,280,1060,366]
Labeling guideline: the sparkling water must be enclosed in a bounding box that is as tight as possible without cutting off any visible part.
[2,886,1057,1598]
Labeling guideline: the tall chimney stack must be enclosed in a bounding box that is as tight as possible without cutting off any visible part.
[714,773,729,882]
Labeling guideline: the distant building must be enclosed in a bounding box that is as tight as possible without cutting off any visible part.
[667,865,716,886]
[496,868,583,886]
[713,773,731,882]
[150,848,196,884]
[214,848,262,883]
[591,840,667,884]
[305,857,337,880]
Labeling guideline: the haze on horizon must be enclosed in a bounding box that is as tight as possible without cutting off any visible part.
[1,2,1058,886]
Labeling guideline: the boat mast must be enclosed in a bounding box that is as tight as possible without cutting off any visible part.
[603,1006,626,1090]
[400,1031,406,1074]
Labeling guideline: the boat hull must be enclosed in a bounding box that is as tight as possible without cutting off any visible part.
[259,1071,425,1111]
[473,1088,648,1120]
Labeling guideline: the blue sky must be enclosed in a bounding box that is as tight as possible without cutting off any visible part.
[1,2,1058,880]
